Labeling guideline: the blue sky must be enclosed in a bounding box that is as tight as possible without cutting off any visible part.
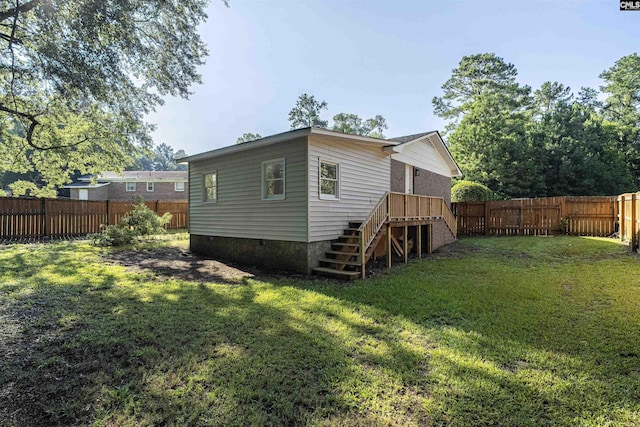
[147,0,640,155]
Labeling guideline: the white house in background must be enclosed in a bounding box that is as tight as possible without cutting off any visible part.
[65,171,188,201]
[180,127,461,279]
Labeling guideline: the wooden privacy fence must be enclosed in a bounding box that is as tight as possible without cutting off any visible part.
[618,192,640,250]
[453,196,618,237]
[0,198,188,240]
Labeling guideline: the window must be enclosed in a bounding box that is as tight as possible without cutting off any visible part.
[262,158,285,200]
[146,182,154,192]
[175,182,185,192]
[204,172,217,202]
[319,160,339,199]
[125,182,136,192]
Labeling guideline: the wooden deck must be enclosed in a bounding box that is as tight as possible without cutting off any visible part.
[314,192,457,279]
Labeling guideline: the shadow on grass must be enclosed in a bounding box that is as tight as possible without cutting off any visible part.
[301,236,640,425]
[1,237,639,426]
[0,242,429,426]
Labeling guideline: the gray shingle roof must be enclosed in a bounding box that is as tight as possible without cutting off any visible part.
[387,131,438,144]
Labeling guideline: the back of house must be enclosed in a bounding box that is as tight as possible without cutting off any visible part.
[181,127,461,276]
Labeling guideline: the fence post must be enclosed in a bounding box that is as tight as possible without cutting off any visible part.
[484,201,490,235]
[619,196,624,243]
[106,200,110,226]
[519,199,525,235]
[42,198,49,238]
[632,193,637,250]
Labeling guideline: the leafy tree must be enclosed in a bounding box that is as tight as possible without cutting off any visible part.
[288,93,328,129]
[433,53,531,131]
[434,53,541,198]
[332,113,388,138]
[599,53,640,186]
[447,93,542,198]
[153,143,188,171]
[0,0,223,194]
[530,82,632,196]
[236,133,263,144]
[128,142,187,171]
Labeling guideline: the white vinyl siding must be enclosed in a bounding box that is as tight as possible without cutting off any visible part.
[308,135,390,242]
[390,137,452,177]
[189,138,307,242]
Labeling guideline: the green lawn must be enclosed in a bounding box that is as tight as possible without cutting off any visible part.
[0,236,639,426]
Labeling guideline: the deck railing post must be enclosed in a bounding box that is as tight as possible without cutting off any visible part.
[359,231,365,279]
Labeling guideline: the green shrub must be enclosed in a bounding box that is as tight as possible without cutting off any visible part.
[91,224,136,247]
[451,180,494,202]
[91,202,173,247]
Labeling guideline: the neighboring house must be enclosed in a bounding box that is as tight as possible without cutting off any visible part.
[180,127,462,279]
[65,171,188,201]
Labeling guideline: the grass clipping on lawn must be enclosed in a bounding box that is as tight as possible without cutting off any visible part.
[0,236,639,426]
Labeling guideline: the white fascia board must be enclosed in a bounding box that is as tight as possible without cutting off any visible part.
[179,127,395,164]
[429,132,462,177]
[310,128,395,146]
[179,128,312,163]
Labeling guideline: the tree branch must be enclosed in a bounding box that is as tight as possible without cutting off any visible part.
[0,0,41,22]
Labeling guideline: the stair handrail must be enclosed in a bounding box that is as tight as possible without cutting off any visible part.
[441,199,457,236]
[357,192,390,252]
[387,192,457,237]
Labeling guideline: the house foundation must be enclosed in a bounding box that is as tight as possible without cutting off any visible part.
[190,235,331,274]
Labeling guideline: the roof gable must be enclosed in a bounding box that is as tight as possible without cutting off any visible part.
[384,132,462,177]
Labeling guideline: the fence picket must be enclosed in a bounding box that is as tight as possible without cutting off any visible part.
[454,196,618,237]
[0,197,188,240]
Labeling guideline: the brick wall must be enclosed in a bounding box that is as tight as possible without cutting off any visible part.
[390,159,452,206]
[69,186,109,200]
[390,159,405,193]
[431,219,456,250]
[107,181,188,201]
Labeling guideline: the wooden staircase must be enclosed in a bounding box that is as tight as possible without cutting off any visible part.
[312,222,386,280]
[313,192,457,280]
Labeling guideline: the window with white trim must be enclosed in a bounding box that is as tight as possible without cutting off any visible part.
[175,182,185,192]
[146,182,154,192]
[204,172,217,202]
[262,158,285,200]
[319,160,339,199]
[125,182,136,192]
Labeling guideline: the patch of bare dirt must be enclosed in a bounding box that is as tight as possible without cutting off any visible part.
[102,246,257,284]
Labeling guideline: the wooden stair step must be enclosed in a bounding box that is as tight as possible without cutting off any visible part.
[332,242,359,248]
[312,267,360,280]
[319,257,361,266]
[325,250,360,257]
[339,235,360,241]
